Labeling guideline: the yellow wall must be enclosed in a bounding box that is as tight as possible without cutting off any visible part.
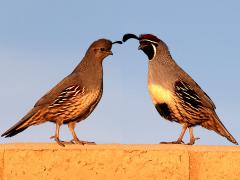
[0,144,240,180]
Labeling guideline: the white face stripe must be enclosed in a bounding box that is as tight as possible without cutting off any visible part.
[151,43,157,60]
[140,39,158,45]
[140,39,158,60]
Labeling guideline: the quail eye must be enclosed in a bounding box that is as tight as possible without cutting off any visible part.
[100,48,105,51]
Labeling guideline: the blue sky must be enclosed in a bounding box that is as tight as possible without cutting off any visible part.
[0,0,240,145]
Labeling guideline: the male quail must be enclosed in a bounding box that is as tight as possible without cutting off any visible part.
[2,38,122,146]
[123,33,238,145]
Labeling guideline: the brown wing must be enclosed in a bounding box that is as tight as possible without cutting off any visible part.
[178,69,216,110]
[175,80,203,110]
[48,85,83,108]
[34,74,82,107]
[174,80,212,124]
[46,86,102,123]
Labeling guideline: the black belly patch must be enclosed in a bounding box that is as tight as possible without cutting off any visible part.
[155,103,172,119]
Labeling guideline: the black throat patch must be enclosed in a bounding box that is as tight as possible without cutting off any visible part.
[142,45,155,60]
[140,41,157,60]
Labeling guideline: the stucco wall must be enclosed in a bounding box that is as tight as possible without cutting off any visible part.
[0,144,240,180]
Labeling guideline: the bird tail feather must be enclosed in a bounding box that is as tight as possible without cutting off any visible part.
[1,108,41,138]
[201,111,238,145]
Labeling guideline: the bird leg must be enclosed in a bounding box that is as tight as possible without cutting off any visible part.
[160,124,187,144]
[68,122,96,145]
[50,123,65,147]
[187,127,200,145]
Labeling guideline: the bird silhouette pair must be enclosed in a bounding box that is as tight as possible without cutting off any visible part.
[2,33,238,146]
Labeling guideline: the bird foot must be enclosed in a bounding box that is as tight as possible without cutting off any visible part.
[160,140,184,144]
[187,137,200,145]
[50,136,67,147]
[70,139,96,145]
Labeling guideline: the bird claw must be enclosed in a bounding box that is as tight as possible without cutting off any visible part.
[160,140,185,144]
[187,137,200,145]
[71,139,96,145]
[82,141,96,145]
[50,135,65,147]
[50,135,96,145]
[54,138,65,147]
[69,139,76,144]
[160,137,200,145]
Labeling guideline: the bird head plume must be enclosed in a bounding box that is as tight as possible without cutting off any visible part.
[122,33,169,60]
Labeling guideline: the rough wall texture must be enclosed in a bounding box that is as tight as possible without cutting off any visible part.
[189,146,240,180]
[0,144,240,180]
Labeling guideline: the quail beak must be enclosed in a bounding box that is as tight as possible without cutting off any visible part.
[138,44,145,50]
[107,50,113,55]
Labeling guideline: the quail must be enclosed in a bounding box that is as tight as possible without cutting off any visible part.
[123,33,238,145]
[2,38,122,146]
